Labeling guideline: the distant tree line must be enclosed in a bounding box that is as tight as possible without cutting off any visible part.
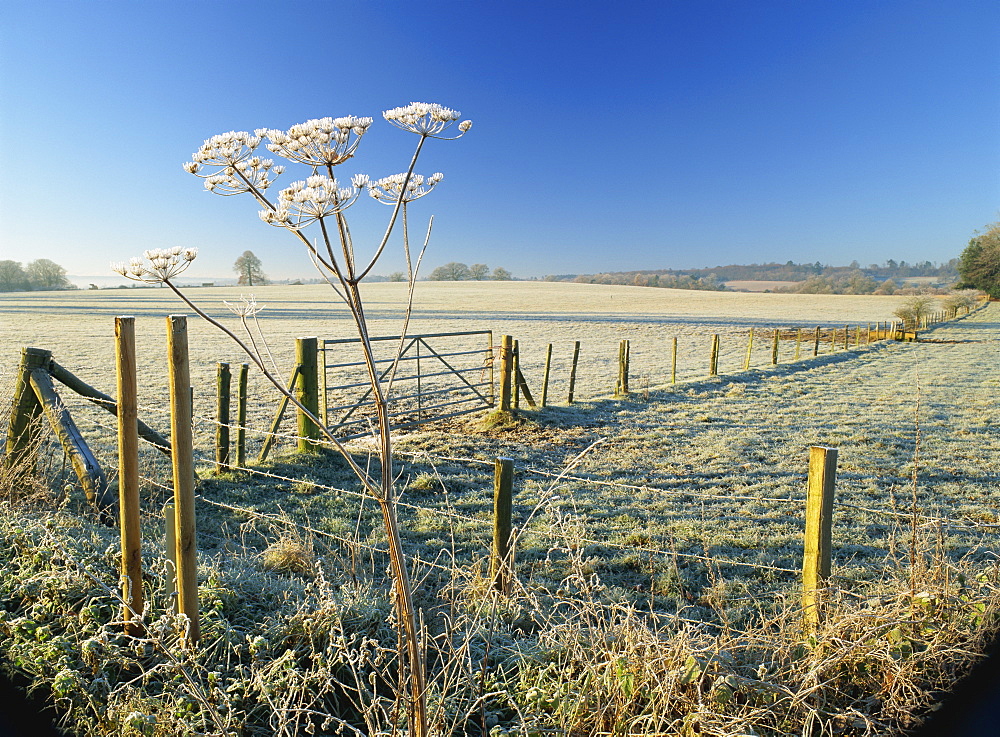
[558,271,727,291]
[0,259,74,292]
[424,262,513,281]
[543,259,960,295]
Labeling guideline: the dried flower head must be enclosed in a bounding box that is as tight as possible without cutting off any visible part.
[263,116,373,168]
[111,247,198,283]
[223,294,265,317]
[383,102,471,137]
[368,172,444,205]
[259,175,364,230]
[183,132,284,195]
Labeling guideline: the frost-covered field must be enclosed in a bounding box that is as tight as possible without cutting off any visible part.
[1,284,998,735]
[0,280,925,405]
[0,282,987,587]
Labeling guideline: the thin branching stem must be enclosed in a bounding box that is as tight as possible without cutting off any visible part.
[162,280,381,498]
[356,135,427,281]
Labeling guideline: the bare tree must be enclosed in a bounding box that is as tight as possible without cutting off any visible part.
[233,250,268,286]
[469,263,489,280]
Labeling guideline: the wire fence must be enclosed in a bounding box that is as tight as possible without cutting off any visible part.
[37,382,1000,604]
[6,299,995,632]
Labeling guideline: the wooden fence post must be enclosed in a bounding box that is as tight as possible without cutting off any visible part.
[771,330,779,365]
[235,364,248,468]
[491,457,514,594]
[795,328,802,360]
[166,315,199,645]
[499,335,514,412]
[30,370,112,516]
[215,362,231,473]
[541,343,552,408]
[743,328,754,371]
[257,364,300,464]
[115,317,143,636]
[295,337,320,452]
[813,327,821,357]
[803,445,838,634]
[567,341,580,404]
[5,347,50,471]
[616,339,630,395]
[671,337,677,384]
[709,334,719,377]
[843,325,849,350]
[514,342,537,408]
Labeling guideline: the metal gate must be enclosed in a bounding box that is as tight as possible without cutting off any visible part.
[319,330,494,440]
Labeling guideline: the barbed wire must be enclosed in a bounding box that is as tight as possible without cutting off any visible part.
[57,407,1000,544]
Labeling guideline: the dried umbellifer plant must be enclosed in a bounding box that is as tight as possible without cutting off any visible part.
[113,102,472,736]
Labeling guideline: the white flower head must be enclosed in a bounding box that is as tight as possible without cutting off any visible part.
[264,116,373,168]
[368,172,444,205]
[111,248,199,284]
[184,131,281,196]
[261,175,363,230]
[382,102,470,138]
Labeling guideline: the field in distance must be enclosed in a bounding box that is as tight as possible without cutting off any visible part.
[0,280,924,390]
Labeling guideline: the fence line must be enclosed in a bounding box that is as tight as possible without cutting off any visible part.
[73,402,1000,542]
[7,299,992,644]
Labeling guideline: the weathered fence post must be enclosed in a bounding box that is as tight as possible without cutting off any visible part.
[30,369,111,516]
[215,362,231,473]
[567,341,580,404]
[671,337,678,384]
[166,315,199,645]
[295,337,320,452]
[802,445,838,634]
[5,347,50,471]
[795,328,803,360]
[616,339,630,395]
[115,317,143,636]
[708,334,719,377]
[514,342,537,408]
[541,343,552,408]
[743,328,754,371]
[235,363,248,468]
[491,457,514,594]
[843,324,849,350]
[771,329,779,365]
[499,335,514,412]
[257,364,300,464]
[813,327,821,357]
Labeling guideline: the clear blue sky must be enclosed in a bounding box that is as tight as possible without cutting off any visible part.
[1,0,998,284]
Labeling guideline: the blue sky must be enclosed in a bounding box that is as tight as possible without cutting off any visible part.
[1,0,998,284]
